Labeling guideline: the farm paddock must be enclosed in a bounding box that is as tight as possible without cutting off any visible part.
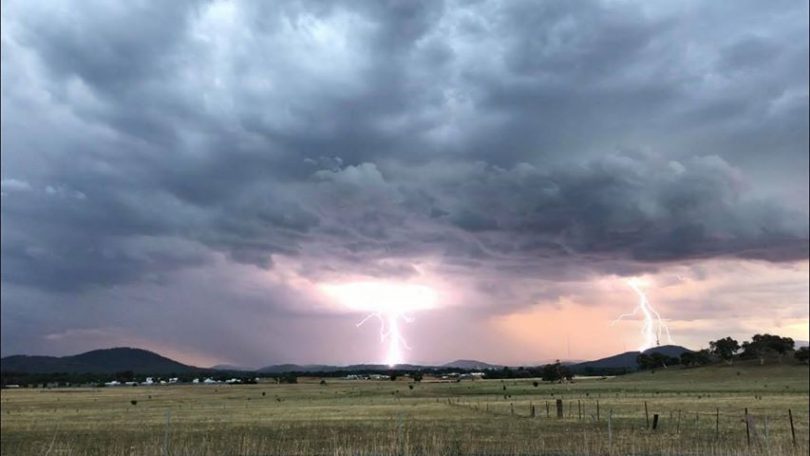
[1,362,808,455]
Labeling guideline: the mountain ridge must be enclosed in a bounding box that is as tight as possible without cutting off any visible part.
[2,344,701,375]
[570,345,692,373]
[1,347,204,374]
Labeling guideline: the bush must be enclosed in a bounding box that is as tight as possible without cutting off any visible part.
[795,347,809,364]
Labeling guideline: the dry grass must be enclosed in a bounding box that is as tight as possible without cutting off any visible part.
[1,362,808,455]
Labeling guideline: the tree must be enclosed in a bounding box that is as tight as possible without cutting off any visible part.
[115,370,135,382]
[795,347,809,364]
[743,334,795,364]
[709,337,740,365]
[411,372,423,382]
[637,354,654,371]
[541,360,572,383]
[680,349,712,367]
[638,353,678,371]
[278,373,297,384]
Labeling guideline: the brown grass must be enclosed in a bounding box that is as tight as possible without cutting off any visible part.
[1,362,808,455]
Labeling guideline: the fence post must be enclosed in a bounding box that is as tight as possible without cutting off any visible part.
[745,408,750,447]
[163,409,171,456]
[652,414,659,430]
[644,401,650,429]
[789,409,796,447]
[715,408,719,440]
[676,410,681,434]
[546,401,550,418]
[596,400,600,421]
[578,400,582,421]
[397,412,404,456]
[764,415,768,444]
[510,402,514,415]
[608,410,613,449]
[556,399,564,419]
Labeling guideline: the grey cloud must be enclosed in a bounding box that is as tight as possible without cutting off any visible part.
[0,0,807,361]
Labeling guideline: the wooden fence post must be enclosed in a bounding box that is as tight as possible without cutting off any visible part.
[596,400,600,421]
[644,401,650,429]
[745,408,751,447]
[163,409,171,456]
[764,415,768,444]
[676,410,681,434]
[652,414,659,430]
[578,400,582,421]
[789,409,796,447]
[715,408,719,440]
[556,399,564,419]
[546,401,550,418]
[608,410,613,448]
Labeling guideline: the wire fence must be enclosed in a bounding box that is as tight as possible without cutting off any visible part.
[442,395,808,448]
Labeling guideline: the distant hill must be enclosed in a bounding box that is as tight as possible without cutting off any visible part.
[1,347,204,374]
[210,364,253,371]
[442,359,501,370]
[572,345,692,373]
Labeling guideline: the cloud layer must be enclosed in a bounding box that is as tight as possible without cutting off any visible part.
[2,0,808,365]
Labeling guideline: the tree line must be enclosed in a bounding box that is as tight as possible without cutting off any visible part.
[637,333,808,371]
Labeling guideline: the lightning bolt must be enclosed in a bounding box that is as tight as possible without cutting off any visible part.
[611,279,673,351]
[357,311,413,367]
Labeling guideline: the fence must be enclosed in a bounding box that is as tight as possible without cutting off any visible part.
[444,396,806,449]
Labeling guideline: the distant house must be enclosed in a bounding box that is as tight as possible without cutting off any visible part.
[203,378,217,384]
[143,377,154,385]
[192,378,200,384]
[459,372,486,380]
[104,380,121,387]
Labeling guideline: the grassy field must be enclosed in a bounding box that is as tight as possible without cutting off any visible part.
[1,362,808,455]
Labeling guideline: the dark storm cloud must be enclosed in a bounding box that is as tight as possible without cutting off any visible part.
[1,0,808,361]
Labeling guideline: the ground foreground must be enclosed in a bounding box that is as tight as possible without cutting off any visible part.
[1,362,808,455]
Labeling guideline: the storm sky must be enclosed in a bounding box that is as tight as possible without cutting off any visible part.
[2,0,808,367]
